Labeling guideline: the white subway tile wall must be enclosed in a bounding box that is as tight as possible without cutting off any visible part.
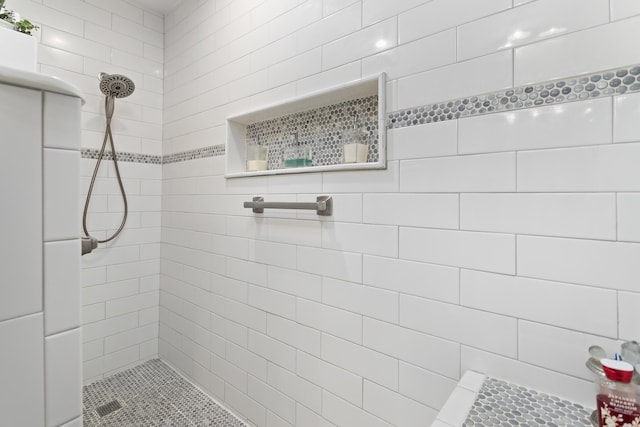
[14,0,164,381]
[157,2,640,426]
[611,0,640,20]
[514,15,640,85]
[614,92,640,143]
[396,50,513,110]
[0,78,84,424]
[45,329,82,427]
[8,0,638,425]
[457,98,613,154]
[457,0,609,61]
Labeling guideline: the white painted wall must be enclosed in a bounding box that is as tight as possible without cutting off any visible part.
[160,1,640,426]
[9,0,164,382]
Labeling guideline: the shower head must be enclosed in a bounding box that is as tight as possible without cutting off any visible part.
[98,72,135,98]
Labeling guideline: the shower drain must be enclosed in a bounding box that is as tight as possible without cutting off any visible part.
[95,400,122,417]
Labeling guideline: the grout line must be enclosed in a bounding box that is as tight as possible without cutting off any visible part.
[511,46,515,88]
[616,290,620,339]
[40,90,48,427]
[615,192,619,241]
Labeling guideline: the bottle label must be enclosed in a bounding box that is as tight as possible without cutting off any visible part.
[597,392,640,426]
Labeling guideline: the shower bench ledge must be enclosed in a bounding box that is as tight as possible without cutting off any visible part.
[433,371,595,427]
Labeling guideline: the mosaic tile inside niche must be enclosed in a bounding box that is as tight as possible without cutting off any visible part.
[388,64,640,129]
[246,95,379,170]
[464,377,592,426]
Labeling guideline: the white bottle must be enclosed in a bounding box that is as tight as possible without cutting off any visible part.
[246,141,268,171]
[342,113,368,164]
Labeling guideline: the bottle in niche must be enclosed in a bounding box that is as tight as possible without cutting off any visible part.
[283,132,312,168]
[245,139,268,171]
[342,112,369,164]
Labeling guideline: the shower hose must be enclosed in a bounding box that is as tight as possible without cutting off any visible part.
[82,95,128,244]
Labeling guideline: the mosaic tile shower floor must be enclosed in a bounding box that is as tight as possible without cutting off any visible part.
[464,377,592,426]
[83,359,246,427]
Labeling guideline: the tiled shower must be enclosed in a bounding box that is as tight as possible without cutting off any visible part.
[1,0,640,426]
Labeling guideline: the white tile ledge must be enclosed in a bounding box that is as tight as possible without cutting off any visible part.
[433,371,486,426]
[0,65,84,103]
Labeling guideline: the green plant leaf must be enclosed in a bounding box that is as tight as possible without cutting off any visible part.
[0,2,38,35]
[15,19,37,35]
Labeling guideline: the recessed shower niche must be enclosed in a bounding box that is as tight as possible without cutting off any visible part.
[225,73,386,178]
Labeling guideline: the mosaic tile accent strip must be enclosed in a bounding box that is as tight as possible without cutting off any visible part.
[246,95,379,170]
[464,377,592,426]
[162,144,225,164]
[81,149,162,165]
[82,64,639,165]
[388,64,640,129]
[83,359,247,427]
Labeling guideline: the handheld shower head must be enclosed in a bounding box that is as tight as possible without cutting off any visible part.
[84,72,134,249]
[98,72,135,98]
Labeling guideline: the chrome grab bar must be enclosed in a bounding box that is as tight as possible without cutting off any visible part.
[244,196,333,216]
